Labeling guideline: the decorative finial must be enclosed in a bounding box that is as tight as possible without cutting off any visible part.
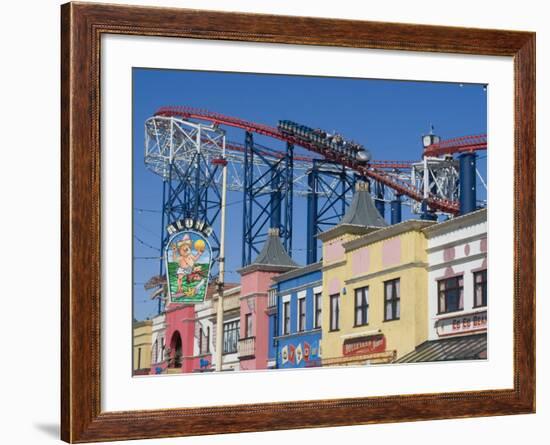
[355,181,369,192]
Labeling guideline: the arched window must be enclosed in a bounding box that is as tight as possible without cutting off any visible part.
[170,331,182,368]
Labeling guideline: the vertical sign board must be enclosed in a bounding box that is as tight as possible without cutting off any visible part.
[165,218,213,304]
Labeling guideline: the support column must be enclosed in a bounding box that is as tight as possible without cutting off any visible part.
[374,181,385,219]
[158,179,167,314]
[241,131,254,266]
[194,126,202,216]
[390,195,402,225]
[306,161,319,264]
[270,169,281,231]
[459,152,477,215]
[283,142,294,255]
[340,165,348,216]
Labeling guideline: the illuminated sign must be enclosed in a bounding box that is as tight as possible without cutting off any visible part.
[164,225,212,304]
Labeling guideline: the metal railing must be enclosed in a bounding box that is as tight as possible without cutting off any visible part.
[238,337,256,359]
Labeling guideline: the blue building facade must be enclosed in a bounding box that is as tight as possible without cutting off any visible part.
[268,263,323,369]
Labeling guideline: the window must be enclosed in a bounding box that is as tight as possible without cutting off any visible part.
[137,347,142,369]
[223,320,239,354]
[298,297,306,332]
[329,294,340,331]
[314,292,322,329]
[152,339,159,363]
[384,279,401,321]
[354,287,369,326]
[268,288,277,308]
[282,301,291,335]
[160,337,165,362]
[245,313,253,338]
[474,270,487,307]
[438,275,464,314]
[199,326,210,354]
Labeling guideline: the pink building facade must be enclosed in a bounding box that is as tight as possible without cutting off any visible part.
[164,304,197,373]
[162,284,240,374]
[237,229,298,370]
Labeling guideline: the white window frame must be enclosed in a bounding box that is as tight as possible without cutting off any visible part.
[281,294,291,336]
[296,290,307,332]
[313,285,322,329]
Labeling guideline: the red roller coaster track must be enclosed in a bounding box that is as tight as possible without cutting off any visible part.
[155,106,487,214]
[423,134,487,157]
[224,140,416,169]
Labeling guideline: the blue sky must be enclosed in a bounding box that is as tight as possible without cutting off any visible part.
[133,68,487,321]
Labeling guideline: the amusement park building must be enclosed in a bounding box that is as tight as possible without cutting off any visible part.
[318,181,435,365]
[150,313,167,375]
[398,209,487,362]
[269,262,323,369]
[237,228,299,370]
[132,319,152,375]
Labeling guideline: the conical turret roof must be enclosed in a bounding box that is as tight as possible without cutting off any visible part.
[317,181,387,242]
[340,181,388,227]
[238,228,299,275]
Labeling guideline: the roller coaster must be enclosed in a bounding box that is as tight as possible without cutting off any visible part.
[144,106,487,267]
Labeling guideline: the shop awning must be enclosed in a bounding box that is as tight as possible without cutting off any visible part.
[396,333,487,363]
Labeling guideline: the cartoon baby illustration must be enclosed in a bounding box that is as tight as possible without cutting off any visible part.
[171,234,206,294]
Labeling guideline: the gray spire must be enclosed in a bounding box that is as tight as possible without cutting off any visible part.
[238,228,299,275]
[252,228,299,267]
[340,181,388,228]
[317,181,388,243]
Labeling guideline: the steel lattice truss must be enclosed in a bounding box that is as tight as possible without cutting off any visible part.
[144,110,487,267]
[145,116,346,198]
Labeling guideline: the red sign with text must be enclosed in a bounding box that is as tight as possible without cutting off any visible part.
[436,311,487,337]
[342,334,386,357]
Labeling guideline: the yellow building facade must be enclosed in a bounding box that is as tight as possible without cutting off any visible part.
[133,320,153,374]
[320,220,434,366]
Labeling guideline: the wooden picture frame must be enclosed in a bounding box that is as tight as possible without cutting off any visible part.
[61,2,535,442]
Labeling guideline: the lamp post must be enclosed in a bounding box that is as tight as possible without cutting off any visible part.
[215,136,228,371]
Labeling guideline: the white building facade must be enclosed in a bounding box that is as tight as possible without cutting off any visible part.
[398,209,487,363]
[193,294,216,372]
[426,209,487,342]
[210,285,241,372]
[150,313,167,374]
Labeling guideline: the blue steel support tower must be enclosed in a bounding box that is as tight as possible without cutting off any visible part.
[162,150,223,255]
[374,181,386,220]
[283,142,294,255]
[306,160,356,264]
[241,132,294,266]
[156,142,225,314]
[459,152,477,215]
[390,195,402,224]
[306,165,318,265]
